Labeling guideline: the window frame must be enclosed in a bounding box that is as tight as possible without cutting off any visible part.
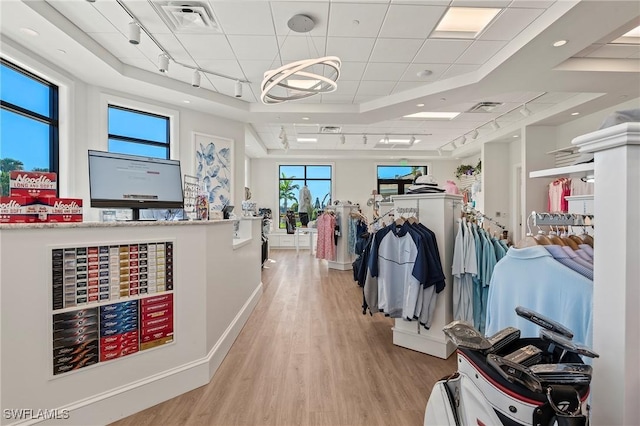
[277,163,334,230]
[376,165,429,198]
[107,104,171,160]
[0,58,60,195]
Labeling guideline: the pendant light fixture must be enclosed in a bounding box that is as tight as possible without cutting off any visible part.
[158,54,169,73]
[234,80,242,98]
[128,22,140,45]
[520,103,532,117]
[363,135,368,145]
[191,70,201,88]
[261,14,341,104]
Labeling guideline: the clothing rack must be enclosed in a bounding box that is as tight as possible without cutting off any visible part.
[531,211,594,227]
[462,205,507,230]
[395,207,419,221]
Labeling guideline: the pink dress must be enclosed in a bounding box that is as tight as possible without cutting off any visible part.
[316,213,336,261]
[444,180,460,195]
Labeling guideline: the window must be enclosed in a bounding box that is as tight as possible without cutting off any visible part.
[377,165,428,198]
[0,58,59,196]
[279,165,332,229]
[108,105,169,159]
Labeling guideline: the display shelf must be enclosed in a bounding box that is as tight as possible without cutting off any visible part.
[528,162,594,178]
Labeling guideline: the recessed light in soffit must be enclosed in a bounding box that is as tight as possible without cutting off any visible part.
[431,7,501,39]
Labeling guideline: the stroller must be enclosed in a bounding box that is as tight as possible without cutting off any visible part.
[424,306,598,426]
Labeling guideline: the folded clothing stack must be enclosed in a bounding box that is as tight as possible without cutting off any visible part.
[406,175,445,194]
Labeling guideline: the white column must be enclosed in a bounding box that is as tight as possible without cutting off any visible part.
[572,122,640,425]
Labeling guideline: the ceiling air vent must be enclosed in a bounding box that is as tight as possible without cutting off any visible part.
[320,126,342,134]
[157,2,220,33]
[468,102,503,112]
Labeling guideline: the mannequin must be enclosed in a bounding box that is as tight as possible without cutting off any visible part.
[298,185,312,227]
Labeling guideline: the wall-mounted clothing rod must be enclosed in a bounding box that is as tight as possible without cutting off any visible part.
[532,211,594,227]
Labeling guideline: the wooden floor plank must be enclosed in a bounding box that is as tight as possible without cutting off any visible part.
[110,249,457,426]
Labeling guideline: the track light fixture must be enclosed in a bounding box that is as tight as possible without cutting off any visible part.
[451,140,458,149]
[235,80,242,98]
[363,135,367,145]
[340,134,346,145]
[409,136,416,145]
[462,135,468,145]
[491,119,500,131]
[437,148,443,156]
[470,128,479,139]
[128,22,140,45]
[158,54,169,73]
[383,135,389,144]
[191,70,201,88]
[279,126,286,140]
[520,103,531,117]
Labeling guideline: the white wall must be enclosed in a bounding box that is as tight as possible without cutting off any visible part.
[481,143,510,233]
[510,139,523,239]
[522,126,557,233]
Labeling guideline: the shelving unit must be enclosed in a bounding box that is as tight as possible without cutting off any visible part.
[528,162,594,178]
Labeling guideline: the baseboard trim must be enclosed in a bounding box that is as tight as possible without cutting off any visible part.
[13,282,263,426]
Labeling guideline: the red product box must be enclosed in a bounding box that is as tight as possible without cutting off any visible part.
[0,196,39,223]
[141,294,173,306]
[37,197,83,223]
[141,305,173,321]
[9,171,57,198]
[141,328,174,343]
[142,314,173,330]
[141,301,173,315]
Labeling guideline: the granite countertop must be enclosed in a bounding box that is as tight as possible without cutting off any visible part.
[0,219,234,230]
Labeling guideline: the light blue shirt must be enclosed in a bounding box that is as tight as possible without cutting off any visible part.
[486,246,593,347]
[480,230,497,287]
[492,237,507,261]
[545,245,594,281]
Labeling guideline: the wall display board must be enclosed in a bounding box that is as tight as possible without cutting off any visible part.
[50,241,175,376]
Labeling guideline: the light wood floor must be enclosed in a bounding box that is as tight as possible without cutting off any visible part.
[111,249,457,426]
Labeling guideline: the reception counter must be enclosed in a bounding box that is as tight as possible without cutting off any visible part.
[0,218,263,425]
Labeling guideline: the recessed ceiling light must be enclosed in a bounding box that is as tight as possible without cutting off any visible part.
[297,137,317,143]
[183,100,190,103]
[404,112,460,119]
[553,40,568,47]
[57,49,66,54]
[416,103,425,107]
[513,135,519,138]
[302,117,310,120]
[20,28,39,37]
[611,25,640,44]
[571,112,580,116]
[431,7,501,39]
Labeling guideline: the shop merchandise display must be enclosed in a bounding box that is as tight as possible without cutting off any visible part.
[298,185,312,226]
[361,215,445,329]
[347,209,368,255]
[315,209,337,261]
[406,175,445,194]
[51,241,175,375]
[547,177,593,213]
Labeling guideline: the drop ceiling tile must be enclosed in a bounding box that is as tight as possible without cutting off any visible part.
[271,2,330,37]
[451,0,511,7]
[362,62,410,81]
[509,0,556,8]
[455,40,507,64]
[414,39,473,63]
[328,3,389,37]
[354,95,383,103]
[479,8,544,41]
[440,63,480,79]
[379,4,447,39]
[334,80,361,95]
[587,44,640,59]
[49,2,117,34]
[369,38,424,63]
[172,34,236,60]
[121,1,172,34]
[391,0,450,5]
[91,1,134,34]
[277,35,327,61]
[240,60,280,83]
[338,62,367,81]
[321,95,355,104]
[401,63,450,81]
[135,32,170,62]
[227,35,279,60]
[391,81,427,94]
[211,2,275,35]
[533,92,579,104]
[212,78,256,101]
[88,32,145,59]
[326,37,376,62]
[356,81,396,96]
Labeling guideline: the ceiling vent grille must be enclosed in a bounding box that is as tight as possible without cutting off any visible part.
[156,2,220,33]
[468,101,503,112]
[320,126,342,134]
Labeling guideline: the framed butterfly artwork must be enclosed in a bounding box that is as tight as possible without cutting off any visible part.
[193,132,234,213]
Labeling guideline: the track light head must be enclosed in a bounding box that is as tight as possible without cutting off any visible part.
[520,104,531,117]
[383,135,389,144]
[158,54,169,73]
[340,134,346,145]
[451,140,458,149]
[191,70,201,88]
[279,126,286,140]
[491,120,500,131]
[363,135,367,145]
[471,129,479,139]
[437,148,443,156]
[409,136,416,145]
[128,22,140,45]
[234,80,242,98]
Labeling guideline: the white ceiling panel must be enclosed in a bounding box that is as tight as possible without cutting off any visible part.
[440,63,480,79]
[121,1,172,34]
[211,2,275,35]
[92,1,135,35]
[88,32,145,59]
[172,34,236,60]
[414,39,473,63]
[227,35,279,60]
[586,44,640,59]
[456,40,508,64]
[509,0,556,9]
[356,81,397,96]
[326,37,376,62]
[328,3,389,38]
[391,81,426,94]
[401,63,450,81]
[479,8,544,41]
[379,4,447,39]
[533,92,579,104]
[134,32,166,62]
[333,80,361,95]
[277,35,327,61]
[196,60,246,80]
[49,2,117,34]
[369,38,424,62]
[390,0,450,5]
[321,95,355,104]
[354,94,384,103]
[362,62,410,81]
[240,60,280,83]
[338,62,367,81]
[270,1,330,36]
[451,0,511,7]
